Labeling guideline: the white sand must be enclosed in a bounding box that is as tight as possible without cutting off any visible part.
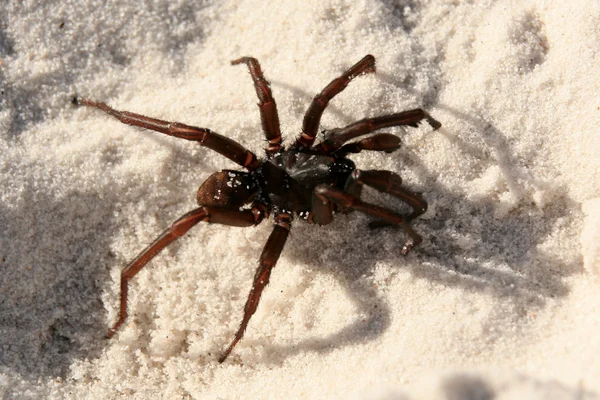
[1,1,599,399]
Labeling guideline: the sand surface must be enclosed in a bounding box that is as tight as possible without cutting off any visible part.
[1,1,599,399]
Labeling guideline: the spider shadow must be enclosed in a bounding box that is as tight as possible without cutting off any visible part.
[0,183,120,379]
[4,53,582,376]
[0,7,213,377]
[259,173,580,363]
[248,77,581,362]
[264,217,398,361]
[0,99,260,381]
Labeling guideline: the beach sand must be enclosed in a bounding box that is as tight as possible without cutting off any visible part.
[1,1,599,398]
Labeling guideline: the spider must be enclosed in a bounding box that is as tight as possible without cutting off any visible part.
[78,54,441,363]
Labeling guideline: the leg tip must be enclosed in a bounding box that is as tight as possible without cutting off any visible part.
[400,243,414,256]
[348,55,376,79]
[76,98,94,108]
[218,349,231,363]
[361,54,376,71]
[427,116,442,130]
[106,322,121,339]
[231,57,255,66]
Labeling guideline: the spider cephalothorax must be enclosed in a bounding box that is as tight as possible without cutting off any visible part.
[79,54,440,362]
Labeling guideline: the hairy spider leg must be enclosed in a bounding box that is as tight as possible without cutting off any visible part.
[351,170,427,221]
[317,109,442,153]
[219,213,291,363]
[107,206,262,338]
[232,57,283,156]
[295,54,376,149]
[314,185,422,255]
[78,99,261,171]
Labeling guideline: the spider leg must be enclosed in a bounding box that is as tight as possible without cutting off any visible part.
[310,189,334,224]
[315,185,422,255]
[317,109,441,153]
[78,99,261,171]
[350,169,427,221]
[232,57,283,156]
[107,206,262,339]
[219,213,291,363]
[295,55,376,149]
[337,133,402,155]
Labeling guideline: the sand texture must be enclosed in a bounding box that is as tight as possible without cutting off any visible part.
[1,1,599,399]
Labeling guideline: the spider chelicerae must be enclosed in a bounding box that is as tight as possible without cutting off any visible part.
[78,54,441,362]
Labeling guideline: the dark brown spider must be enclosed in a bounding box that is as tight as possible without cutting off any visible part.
[78,55,440,363]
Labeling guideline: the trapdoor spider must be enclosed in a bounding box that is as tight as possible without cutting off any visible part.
[79,55,440,363]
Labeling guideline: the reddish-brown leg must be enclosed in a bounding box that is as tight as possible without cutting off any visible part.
[78,99,261,171]
[317,109,441,153]
[295,55,376,149]
[315,185,422,255]
[310,189,334,225]
[232,57,283,156]
[351,170,427,220]
[107,206,262,338]
[337,133,402,155]
[219,213,291,363]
